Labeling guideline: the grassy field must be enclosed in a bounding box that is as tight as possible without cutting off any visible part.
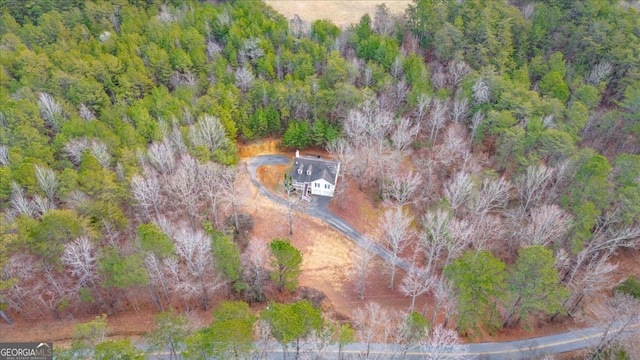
[265,0,412,27]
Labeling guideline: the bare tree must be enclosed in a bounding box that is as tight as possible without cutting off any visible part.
[148,139,177,175]
[78,103,96,122]
[351,241,375,300]
[32,195,53,217]
[400,266,432,312]
[380,208,415,288]
[585,62,613,86]
[515,164,555,212]
[390,117,420,163]
[131,173,164,221]
[0,145,9,167]
[61,237,98,289]
[353,302,389,358]
[220,166,240,233]
[90,139,111,168]
[199,163,226,228]
[420,208,452,273]
[189,115,229,153]
[428,98,448,143]
[38,92,63,131]
[241,238,269,303]
[10,182,34,217]
[64,137,90,165]
[415,93,432,125]
[472,77,490,105]
[430,278,458,326]
[468,214,505,251]
[421,324,468,360]
[34,165,58,203]
[472,176,512,218]
[469,111,485,146]
[374,3,395,36]
[168,155,202,230]
[235,65,254,92]
[172,225,218,309]
[238,37,264,65]
[448,61,471,88]
[444,172,474,215]
[382,170,422,208]
[450,97,469,124]
[521,205,572,247]
[580,293,640,359]
[327,138,356,209]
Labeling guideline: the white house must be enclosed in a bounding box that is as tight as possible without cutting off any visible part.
[291,150,340,199]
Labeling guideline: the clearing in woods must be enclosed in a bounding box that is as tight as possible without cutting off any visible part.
[264,0,412,27]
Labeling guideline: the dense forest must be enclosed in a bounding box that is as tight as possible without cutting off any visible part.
[1,0,639,358]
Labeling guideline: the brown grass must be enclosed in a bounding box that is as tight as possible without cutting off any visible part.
[265,0,412,27]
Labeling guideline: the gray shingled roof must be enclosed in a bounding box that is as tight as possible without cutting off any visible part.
[291,156,339,185]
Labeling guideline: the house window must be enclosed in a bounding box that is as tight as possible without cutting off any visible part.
[324,184,330,189]
[314,183,319,188]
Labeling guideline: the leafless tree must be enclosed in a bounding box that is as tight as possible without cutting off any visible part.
[353,302,390,358]
[400,266,433,312]
[580,292,640,359]
[64,137,90,165]
[241,238,269,303]
[172,225,218,309]
[415,93,432,125]
[10,182,34,217]
[443,218,471,268]
[421,324,468,360]
[148,139,177,175]
[220,166,241,232]
[90,139,111,168]
[199,163,226,228]
[585,62,613,86]
[432,67,448,90]
[327,138,356,209]
[444,172,474,215]
[430,278,458,326]
[450,98,469,124]
[235,65,254,92]
[35,165,58,203]
[144,252,171,311]
[382,170,422,208]
[374,3,395,36]
[238,37,264,65]
[390,117,420,163]
[521,204,572,247]
[448,61,471,88]
[428,98,448,143]
[380,208,415,289]
[420,208,452,273]
[78,103,96,122]
[472,176,512,218]
[32,195,53,217]
[38,92,63,131]
[168,155,202,229]
[389,56,404,79]
[472,77,490,105]
[515,164,555,212]
[289,14,308,38]
[469,214,505,251]
[517,2,535,18]
[131,173,164,221]
[189,115,229,153]
[61,237,98,289]
[0,145,8,167]
[469,111,485,146]
[351,241,375,300]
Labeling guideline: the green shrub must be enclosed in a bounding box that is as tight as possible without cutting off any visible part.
[616,276,640,299]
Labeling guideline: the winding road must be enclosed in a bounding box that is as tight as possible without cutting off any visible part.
[240,154,640,359]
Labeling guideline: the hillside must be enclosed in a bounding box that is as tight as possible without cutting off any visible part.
[1,0,639,358]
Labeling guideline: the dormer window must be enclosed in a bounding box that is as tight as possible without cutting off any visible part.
[298,169,302,174]
[306,170,311,175]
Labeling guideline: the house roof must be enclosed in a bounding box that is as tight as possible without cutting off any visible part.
[291,155,340,185]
